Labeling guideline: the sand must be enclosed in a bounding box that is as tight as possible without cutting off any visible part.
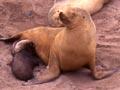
[0,0,120,90]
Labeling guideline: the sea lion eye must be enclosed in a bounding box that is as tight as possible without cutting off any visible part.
[83,16,85,19]
[71,12,76,17]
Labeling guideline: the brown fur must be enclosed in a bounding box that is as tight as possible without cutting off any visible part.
[11,42,39,81]
[0,7,117,85]
[48,0,110,27]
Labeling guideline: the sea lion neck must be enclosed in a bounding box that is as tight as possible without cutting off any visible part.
[65,22,90,32]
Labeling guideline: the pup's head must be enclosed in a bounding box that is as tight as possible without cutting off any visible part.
[59,8,92,29]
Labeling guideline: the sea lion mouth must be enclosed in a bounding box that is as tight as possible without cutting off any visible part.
[59,12,71,25]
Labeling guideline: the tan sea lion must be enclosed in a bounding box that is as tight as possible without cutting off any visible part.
[0,7,117,85]
[48,0,110,27]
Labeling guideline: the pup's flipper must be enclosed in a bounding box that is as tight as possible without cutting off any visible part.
[14,40,33,53]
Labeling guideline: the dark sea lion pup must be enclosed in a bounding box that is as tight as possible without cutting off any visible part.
[10,41,40,81]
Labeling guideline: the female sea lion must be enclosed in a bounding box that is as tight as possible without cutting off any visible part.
[0,7,117,85]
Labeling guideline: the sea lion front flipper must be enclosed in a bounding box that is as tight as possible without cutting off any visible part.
[89,59,119,80]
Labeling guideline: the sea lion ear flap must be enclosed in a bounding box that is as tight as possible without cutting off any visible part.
[59,12,71,25]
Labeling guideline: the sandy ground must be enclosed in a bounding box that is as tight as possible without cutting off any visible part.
[0,0,120,90]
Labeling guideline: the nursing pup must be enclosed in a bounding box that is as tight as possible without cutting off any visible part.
[0,7,117,85]
[11,42,40,81]
[48,0,110,27]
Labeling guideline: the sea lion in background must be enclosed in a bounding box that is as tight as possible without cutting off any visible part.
[0,7,117,85]
[10,41,40,81]
[48,0,110,27]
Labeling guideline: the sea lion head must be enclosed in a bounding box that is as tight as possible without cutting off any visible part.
[59,8,92,29]
[48,1,69,27]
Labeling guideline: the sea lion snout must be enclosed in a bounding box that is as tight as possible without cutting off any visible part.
[59,12,71,25]
[59,8,91,29]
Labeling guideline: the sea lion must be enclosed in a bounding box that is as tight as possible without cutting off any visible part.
[0,7,117,85]
[10,41,40,81]
[48,0,110,27]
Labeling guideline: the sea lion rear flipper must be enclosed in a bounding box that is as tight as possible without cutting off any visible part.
[0,34,21,43]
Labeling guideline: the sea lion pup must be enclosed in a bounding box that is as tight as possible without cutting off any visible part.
[48,0,110,27]
[0,8,117,85]
[11,42,40,81]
